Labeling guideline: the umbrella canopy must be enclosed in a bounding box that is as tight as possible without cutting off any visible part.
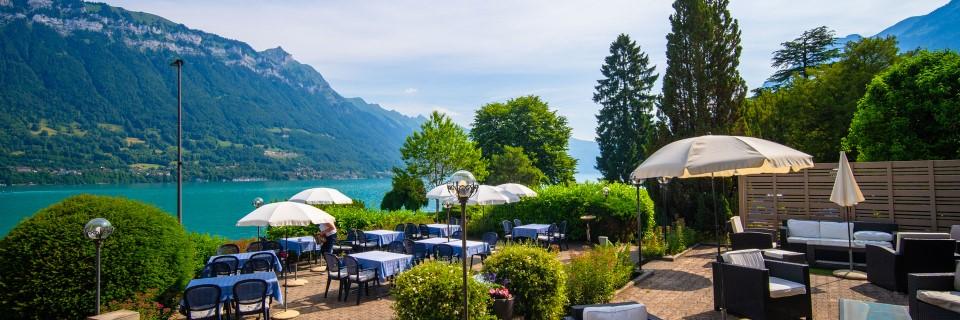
[496,183,538,198]
[289,187,353,205]
[446,185,515,205]
[830,152,865,207]
[630,135,814,180]
[236,201,336,227]
[426,184,456,201]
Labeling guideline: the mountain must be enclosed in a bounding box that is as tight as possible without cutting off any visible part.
[0,0,424,184]
[840,0,960,51]
[568,138,600,181]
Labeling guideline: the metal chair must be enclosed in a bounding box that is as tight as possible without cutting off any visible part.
[395,224,406,232]
[180,284,222,320]
[232,279,270,320]
[409,240,430,264]
[343,256,381,305]
[246,241,264,252]
[216,244,240,255]
[206,261,234,278]
[537,223,561,250]
[513,219,523,228]
[211,256,240,275]
[246,252,277,273]
[352,230,379,251]
[557,220,569,250]
[472,232,499,265]
[323,253,347,301]
[405,223,422,240]
[240,258,273,274]
[387,240,406,253]
[436,244,457,262]
[501,220,514,242]
[420,223,437,238]
[452,230,463,240]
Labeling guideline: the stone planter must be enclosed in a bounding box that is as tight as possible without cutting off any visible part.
[492,297,514,320]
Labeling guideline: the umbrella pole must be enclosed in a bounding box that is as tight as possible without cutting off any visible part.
[713,174,728,320]
[447,205,452,242]
[832,206,867,279]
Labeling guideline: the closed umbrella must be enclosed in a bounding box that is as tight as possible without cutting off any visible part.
[288,187,353,205]
[829,152,867,280]
[236,201,336,319]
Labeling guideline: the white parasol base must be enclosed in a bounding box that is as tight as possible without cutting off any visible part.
[272,309,300,319]
[284,279,308,286]
[833,269,868,280]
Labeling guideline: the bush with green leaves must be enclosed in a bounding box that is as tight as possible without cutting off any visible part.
[481,243,567,319]
[470,182,655,243]
[566,244,633,306]
[188,232,227,277]
[392,261,494,320]
[266,206,435,240]
[0,195,193,319]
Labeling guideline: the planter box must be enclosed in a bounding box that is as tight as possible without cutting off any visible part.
[493,298,514,320]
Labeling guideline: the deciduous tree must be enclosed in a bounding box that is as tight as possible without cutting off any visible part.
[401,111,487,188]
[486,145,545,186]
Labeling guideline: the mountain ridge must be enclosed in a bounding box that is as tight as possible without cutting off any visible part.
[839,0,959,51]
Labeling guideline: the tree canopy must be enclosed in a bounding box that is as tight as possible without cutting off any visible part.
[594,34,659,182]
[767,26,840,84]
[470,96,577,184]
[401,111,487,188]
[381,167,429,211]
[485,145,546,186]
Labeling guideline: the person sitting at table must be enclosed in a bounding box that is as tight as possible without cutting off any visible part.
[317,222,338,255]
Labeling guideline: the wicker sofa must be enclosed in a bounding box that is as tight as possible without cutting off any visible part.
[778,219,897,266]
[907,266,960,320]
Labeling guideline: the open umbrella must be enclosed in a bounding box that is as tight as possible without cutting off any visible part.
[829,152,866,280]
[427,184,456,222]
[236,201,335,319]
[288,187,353,205]
[496,183,538,199]
[442,185,514,241]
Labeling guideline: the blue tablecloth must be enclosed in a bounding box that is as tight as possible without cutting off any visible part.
[279,236,317,255]
[415,237,456,254]
[512,224,551,239]
[426,224,460,237]
[349,250,413,281]
[445,240,491,257]
[207,251,282,272]
[185,272,283,304]
[365,230,404,246]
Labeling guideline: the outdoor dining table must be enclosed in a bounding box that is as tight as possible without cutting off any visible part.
[278,236,317,256]
[512,223,552,239]
[444,240,491,258]
[364,229,405,246]
[207,250,282,272]
[349,250,414,281]
[425,223,460,237]
[415,237,457,254]
[185,272,283,304]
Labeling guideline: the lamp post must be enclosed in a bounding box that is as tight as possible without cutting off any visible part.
[446,170,479,320]
[84,218,114,315]
[633,180,647,275]
[170,58,184,225]
[252,197,264,240]
[444,201,454,242]
[657,177,671,228]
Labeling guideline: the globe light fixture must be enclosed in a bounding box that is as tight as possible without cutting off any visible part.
[253,197,264,239]
[446,170,478,320]
[602,186,610,198]
[84,218,114,315]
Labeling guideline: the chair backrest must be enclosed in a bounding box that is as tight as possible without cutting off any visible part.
[387,240,405,253]
[419,224,432,237]
[211,256,239,274]
[729,216,744,233]
[355,230,369,243]
[246,242,263,252]
[452,230,463,240]
[183,284,221,319]
[481,232,499,248]
[323,253,342,274]
[241,257,273,274]
[413,242,430,259]
[247,252,276,272]
[263,241,282,252]
[346,229,360,242]
[395,224,406,232]
[720,249,765,270]
[501,220,513,234]
[513,219,523,227]
[403,239,416,255]
[730,232,774,250]
[449,217,459,225]
[895,232,951,252]
[217,244,240,255]
[900,238,957,274]
[343,256,362,275]
[232,279,268,314]
[405,224,419,238]
[206,261,233,277]
[436,244,455,260]
[559,220,568,234]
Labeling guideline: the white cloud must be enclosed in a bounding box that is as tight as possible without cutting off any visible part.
[403,88,418,95]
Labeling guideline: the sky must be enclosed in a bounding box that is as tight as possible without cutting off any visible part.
[104,0,949,141]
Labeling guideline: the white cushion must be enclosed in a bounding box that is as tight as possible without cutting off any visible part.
[762,249,802,259]
[917,290,960,314]
[721,249,765,270]
[787,220,820,238]
[819,221,852,239]
[583,304,648,320]
[854,240,893,249]
[769,276,807,298]
[853,231,893,242]
[895,232,951,252]
[786,236,819,244]
[730,216,744,233]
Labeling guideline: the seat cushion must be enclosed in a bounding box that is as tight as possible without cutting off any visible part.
[916,290,960,314]
[762,249,803,259]
[786,236,819,244]
[787,220,820,238]
[769,276,807,298]
[583,303,648,320]
[721,249,765,270]
[853,230,893,242]
[349,270,377,282]
[853,239,893,249]
[819,221,852,240]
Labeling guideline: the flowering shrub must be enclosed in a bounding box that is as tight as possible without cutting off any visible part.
[104,289,175,320]
[392,261,495,320]
[488,287,512,300]
[481,243,567,319]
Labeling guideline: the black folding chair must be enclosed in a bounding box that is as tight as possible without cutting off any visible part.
[232,279,271,320]
[180,284,222,320]
[216,244,240,255]
[343,256,381,305]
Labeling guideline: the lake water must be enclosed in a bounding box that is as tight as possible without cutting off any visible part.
[0,179,391,240]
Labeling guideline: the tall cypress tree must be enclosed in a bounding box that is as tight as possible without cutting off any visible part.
[593,34,659,182]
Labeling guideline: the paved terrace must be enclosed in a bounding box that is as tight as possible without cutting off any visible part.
[211,244,906,319]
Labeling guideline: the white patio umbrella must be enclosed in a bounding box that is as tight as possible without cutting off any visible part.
[441,185,514,240]
[236,201,335,319]
[288,187,353,205]
[829,152,867,280]
[497,183,538,199]
[427,184,456,221]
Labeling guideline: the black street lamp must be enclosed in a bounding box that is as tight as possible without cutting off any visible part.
[657,177,671,227]
[633,180,649,276]
[446,170,479,320]
[84,218,114,315]
[170,58,184,225]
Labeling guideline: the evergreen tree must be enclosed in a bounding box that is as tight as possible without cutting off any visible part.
[768,26,840,84]
[486,145,546,186]
[594,34,659,182]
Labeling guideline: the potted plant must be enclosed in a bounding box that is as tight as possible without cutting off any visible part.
[489,286,513,320]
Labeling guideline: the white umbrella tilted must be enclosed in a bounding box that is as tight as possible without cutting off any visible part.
[630,135,814,180]
[288,187,353,205]
[496,183,538,199]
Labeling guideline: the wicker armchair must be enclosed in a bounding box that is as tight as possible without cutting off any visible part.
[866,237,956,292]
[711,249,812,320]
[908,272,960,320]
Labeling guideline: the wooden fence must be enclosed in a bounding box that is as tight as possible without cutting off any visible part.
[738,160,960,232]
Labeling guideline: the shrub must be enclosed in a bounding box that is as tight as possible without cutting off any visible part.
[481,243,566,319]
[470,182,655,243]
[392,261,494,320]
[566,244,634,306]
[0,195,193,319]
[188,232,227,277]
[265,206,435,240]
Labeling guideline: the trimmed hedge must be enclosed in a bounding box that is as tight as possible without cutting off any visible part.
[0,195,194,319]
[481,243,567,319]
[266,206,436,240]
[392,261,494,320]
[565,244,633,306]
[470,182,656,242]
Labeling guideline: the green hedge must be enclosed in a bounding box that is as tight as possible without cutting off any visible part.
[481,243,567,319]
[392,261,494,320]
[0,195,194,319]
[565,244,633,306]
[470,182,655,242]
[266,206,436,240]
[188,232,227,277]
